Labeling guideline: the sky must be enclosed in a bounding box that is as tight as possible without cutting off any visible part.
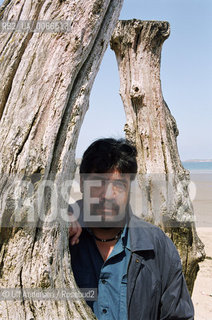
[76,0,212,160]
[0,0,211,160]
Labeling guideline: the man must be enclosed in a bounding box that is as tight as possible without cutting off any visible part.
[69,138,194,320]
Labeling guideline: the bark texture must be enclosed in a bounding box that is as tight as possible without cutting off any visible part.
[0,0,123,319]
[111,20,205,293]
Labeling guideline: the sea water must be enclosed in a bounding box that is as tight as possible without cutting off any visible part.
[182,161,212,173]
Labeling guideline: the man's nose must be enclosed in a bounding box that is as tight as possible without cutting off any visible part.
[103,182,115,199]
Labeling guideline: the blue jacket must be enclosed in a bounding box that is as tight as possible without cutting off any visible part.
[127,214,194,320]
[69,200,194,319]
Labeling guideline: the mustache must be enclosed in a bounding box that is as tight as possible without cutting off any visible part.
[96,199,119,211]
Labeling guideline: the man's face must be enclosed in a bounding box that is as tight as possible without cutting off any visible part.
[81,169,131,227]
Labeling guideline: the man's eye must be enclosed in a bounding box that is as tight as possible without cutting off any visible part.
[112,181,127,191]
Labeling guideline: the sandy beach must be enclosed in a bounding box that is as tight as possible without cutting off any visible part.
[192,228,212,320]
[190,173,212,319]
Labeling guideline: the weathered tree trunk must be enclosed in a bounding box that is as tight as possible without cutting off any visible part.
[111,20,205,293]
[0,0,123,319]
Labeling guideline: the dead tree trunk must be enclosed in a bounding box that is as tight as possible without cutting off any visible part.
[111,20,205,293]
[0,0,123,319]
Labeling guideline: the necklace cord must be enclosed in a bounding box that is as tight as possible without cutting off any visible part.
[91,229,123,242]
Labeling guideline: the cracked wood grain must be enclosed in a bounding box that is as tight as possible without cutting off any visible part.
[0,0,123,318]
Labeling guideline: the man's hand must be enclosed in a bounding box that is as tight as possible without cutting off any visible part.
[69,220,82,246]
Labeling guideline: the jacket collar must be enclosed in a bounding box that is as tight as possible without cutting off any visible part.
[128,212,155,252]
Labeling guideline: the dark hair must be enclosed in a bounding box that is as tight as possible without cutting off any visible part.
[80,138,137,180]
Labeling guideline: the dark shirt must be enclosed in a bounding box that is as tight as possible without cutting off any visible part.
[70,226,131,320]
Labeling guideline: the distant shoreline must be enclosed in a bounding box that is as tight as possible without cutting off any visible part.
[183,159,212,163]
[76,158,212,163]
[77,158,212,165]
